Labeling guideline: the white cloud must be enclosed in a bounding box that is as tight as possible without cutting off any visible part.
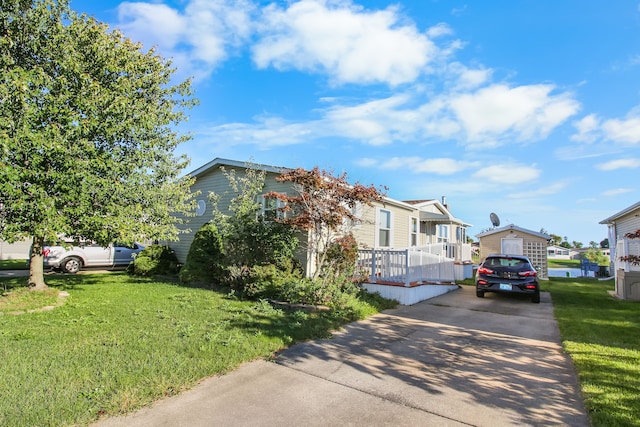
[116,0,254,79]
[473,164,540,184]
[354,157,377,167]
[602,188,635,196]
[571,108,640,145]
[199,82,579,148]
[450,84,580,142]
[507,182,568,199]
[571,114,600,143]
[252,0,438,86]
[596,158,640,171]
[602,115,640,144]
[426,23,453,38]
[374,157,477,175]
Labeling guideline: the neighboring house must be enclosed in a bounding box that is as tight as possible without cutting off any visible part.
[599,201,640,300]
[476,224,550,279]
[0,239,31,261]
[173,158,473,278]
[547,245,581,260]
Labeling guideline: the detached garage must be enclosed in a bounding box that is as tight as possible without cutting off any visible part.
[476,225,550,279]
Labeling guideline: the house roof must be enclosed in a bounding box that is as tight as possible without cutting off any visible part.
[599,201,640,224]
[187,158,290,178]
[476,224,551,240]
[186,158,473,227]
[405,199,472,227]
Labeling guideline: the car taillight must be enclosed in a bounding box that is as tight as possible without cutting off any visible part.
[525,284,537,289]
[43,248,50,257]
[478,266,494,275]
[518,270,537,277]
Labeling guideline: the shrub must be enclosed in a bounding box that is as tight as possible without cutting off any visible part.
[243,261,304,299]
[318,233,360,286]
[178,223,226,284]
[127,245,180,276]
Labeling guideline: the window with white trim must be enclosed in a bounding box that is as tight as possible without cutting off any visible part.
[342,202,363,228]
[410,217,418,246]
[259,194,285,221]
[377,209,392,247]
[437,224,449,243]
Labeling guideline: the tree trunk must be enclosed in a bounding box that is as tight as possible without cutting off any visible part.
[28,236,47,290]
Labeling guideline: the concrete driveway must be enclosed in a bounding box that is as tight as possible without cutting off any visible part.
[94,286,589,427]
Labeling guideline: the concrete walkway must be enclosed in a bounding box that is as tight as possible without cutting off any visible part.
[94,286,589,427]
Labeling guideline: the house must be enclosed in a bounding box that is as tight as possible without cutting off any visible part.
[0,239,31,261]
[547,245,581,260]
[476,224,550,279]
[599,201,640,300]
[173,158,473,283]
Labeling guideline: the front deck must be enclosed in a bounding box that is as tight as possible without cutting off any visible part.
[357,244,472,304]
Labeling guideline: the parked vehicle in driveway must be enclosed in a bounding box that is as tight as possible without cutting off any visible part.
[475,254,540,303]
[43,243,145,273]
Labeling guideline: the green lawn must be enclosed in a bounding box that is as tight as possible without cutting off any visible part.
[0,259,28,270]
[547,258,581,268]
[0,273,392,426]
[542,278,640,427]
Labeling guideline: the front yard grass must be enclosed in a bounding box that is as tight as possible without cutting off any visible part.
[0,259,28,270]
[542,278,640,427]
[0,273,393,427]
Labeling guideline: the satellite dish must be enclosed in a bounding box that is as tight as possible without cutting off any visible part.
[490,212,500,227]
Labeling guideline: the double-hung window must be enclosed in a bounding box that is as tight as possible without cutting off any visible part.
[259,194,285,221]
[377,209,392,247]
[410,217,418,247]
[437,224,449,243]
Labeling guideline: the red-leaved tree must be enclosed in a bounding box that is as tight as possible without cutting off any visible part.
[265,167,385,280]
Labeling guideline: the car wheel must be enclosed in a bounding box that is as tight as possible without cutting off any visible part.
[531,291,540,304]
[61,257,82,274]
[476,288,484,298]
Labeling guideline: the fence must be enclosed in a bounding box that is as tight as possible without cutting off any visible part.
[409,243,472,263]
[356,248,455,286]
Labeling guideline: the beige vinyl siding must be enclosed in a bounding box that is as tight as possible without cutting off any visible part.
[351,201,417,249]
[391,207,414,248]
[351,204,378,248]
[615,208,640,239]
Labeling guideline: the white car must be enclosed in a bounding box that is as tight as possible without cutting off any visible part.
[43,243,145,273]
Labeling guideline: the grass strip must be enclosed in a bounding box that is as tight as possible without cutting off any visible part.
[543,277,640,427]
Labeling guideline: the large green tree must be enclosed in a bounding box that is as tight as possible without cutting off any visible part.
[0,0,197,289]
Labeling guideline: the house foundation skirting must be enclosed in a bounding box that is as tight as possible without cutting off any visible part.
[363,282,460,305]
[615,269,640,301]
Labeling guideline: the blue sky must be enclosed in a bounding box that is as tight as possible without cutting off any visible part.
[72,0,640,245]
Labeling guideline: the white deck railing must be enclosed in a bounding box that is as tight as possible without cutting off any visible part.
[615,237,640,272]
[356,248,456,286]
[409,243,472,263]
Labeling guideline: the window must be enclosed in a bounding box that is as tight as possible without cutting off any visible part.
[437,224,449,243]
[346,202,363,228]
[410,217,418,246]
[259,194,285,221]
[377,209,392,247]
